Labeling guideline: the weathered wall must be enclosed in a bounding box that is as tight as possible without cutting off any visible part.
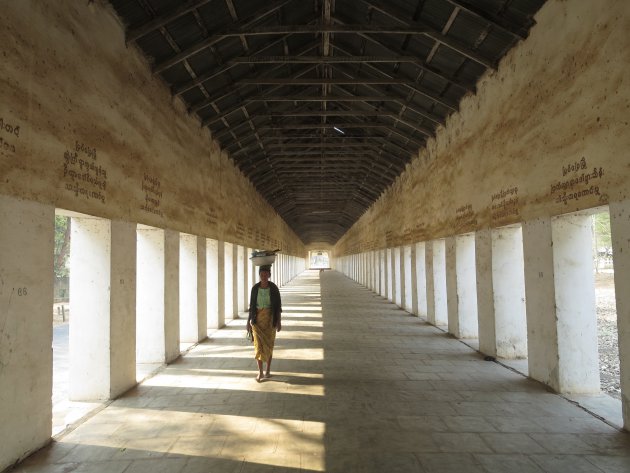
[0,0,304,256]
[335,0,629,255]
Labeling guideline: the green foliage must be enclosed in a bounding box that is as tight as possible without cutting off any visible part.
[592,212,611,248]
[592,212,612,272]
[54,216,70,278]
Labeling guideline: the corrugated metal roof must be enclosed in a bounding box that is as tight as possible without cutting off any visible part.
[108,0,545,245]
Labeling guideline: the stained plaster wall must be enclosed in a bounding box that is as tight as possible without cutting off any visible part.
[0,0,304,256]
[0,2,304,469]
[334,0,629,256]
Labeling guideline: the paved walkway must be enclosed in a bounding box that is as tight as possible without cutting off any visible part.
[13,270,630,472]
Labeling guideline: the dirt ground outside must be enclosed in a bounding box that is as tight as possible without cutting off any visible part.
[596,270,620,400]
[53,302,69,326]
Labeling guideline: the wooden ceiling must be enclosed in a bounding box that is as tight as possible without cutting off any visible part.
[108,0,545,245]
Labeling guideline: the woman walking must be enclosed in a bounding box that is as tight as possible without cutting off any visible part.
[247,264,282,382]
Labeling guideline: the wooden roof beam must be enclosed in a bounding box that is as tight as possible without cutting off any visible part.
[153,0,297,74]
[360,0,496,69]
[126,0,213,44]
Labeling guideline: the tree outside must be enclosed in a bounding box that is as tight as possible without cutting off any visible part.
[593,212,612,272]
[54,216,70,305]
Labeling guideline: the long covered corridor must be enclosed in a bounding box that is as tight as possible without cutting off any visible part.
[11,270,630,473]
[3,1,630,471]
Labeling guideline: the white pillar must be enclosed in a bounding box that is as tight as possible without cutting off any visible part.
[164,230,180,361]
[248,248,256,288]
[217,240,225,328]
[492,226,527,358]
[371,250,377,292]
[207,239,220,329]
[380,249,389,299]
[223,242,234,321]
[446,234,478,339]
[232,243,239,318]
[523,218,558,387]
[610,199,630,427]
[432,239,448,326]
[179,233,199,343]
[237,245,246,314]
[136,227,180,364]
[197,237,207,340]
[523,215,599,393]
[425,241,436,324]
[110,221,138,394]
[445,237,458,335]
[137,227,166,363]
[243,247,251,311]
[395,247,403,307]
[416,242,428,317]
[389,248,396,302]
[475,229,496,357]
[276,253,281,285]
[403,245,412,312]
[70,218,136,400]
[494,226,527,357]
[361,253,366,286]
[552,214,599,392]
[0,196,53,471]
[368,253,372,288]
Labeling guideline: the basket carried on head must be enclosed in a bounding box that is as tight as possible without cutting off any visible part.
[250,249,279,266]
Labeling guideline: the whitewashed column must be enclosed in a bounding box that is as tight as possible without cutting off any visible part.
[207,239,220,329]
[217,240,225,328]
[425,241,435,323]
[223,242,234,321]
[110,221,138,393]
[416,242,428,317]
[232,243,239,318]
[447,234,478,339]
[362,253,367,286]
[523,218,558,386]
[371,250,379,292]
[136,227,180,364]
[179,233,199,343]
[432,239,448,326]
[380,249,387,298]
[197,237,207,339]
[164,229,181,362]
[552,214,599,392]
[492,226,527,358]
[403,245,412,312]
[389,248,397,302]
[475,229,496,357]
[445,237,458,335]
[237,245,246,314]
[396,246,404,307]
[248,247,256,289]
[523,215,599,393]
[245,247,252,306]
[0,196,54,470]
[610,199,630,427]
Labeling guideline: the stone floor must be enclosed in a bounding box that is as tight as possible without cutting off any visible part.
[11,270,630,472]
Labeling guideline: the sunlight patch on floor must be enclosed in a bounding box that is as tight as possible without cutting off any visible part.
[60,409,326,471]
